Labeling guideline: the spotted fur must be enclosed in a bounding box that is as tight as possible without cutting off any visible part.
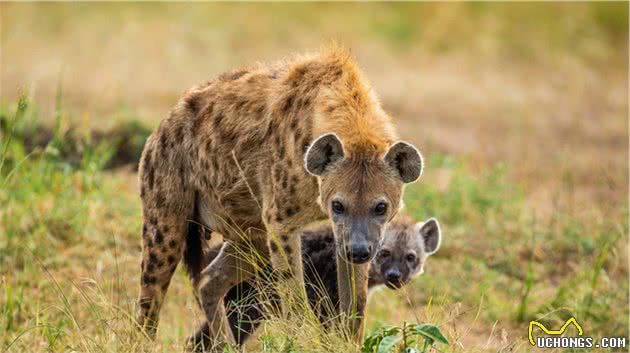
[135,46,423,350]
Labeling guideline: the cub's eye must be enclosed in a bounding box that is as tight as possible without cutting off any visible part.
[406,254,416,262]
[331,201,345,215]
[379,250,391,258]
[374,202,388,216]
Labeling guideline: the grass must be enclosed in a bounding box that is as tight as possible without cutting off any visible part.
[1,2,628,353]
[0,96,627,352]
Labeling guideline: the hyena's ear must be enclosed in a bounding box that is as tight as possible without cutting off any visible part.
[384,141,423,183]
[305,133,345,176]
[417,218,441,255]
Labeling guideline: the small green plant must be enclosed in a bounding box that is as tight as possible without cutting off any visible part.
[361,322,448,353]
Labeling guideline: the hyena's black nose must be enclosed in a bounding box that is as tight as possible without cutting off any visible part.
[385,270,402,285]
[346,244,372,264]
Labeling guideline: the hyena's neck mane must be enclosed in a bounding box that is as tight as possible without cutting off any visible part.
[285,48,398,159]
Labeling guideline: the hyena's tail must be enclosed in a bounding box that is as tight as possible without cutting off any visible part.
[182,193,215,286]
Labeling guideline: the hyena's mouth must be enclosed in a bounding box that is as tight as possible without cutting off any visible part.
[385,279,406,290]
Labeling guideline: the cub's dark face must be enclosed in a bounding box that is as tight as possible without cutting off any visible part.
[372,218,441,289]
[304,133,423,264]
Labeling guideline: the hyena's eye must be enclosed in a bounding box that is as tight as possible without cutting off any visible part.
[406,253,416,262]
[374,202,388,216]
[379,250,391,258]
[331,201,345,215]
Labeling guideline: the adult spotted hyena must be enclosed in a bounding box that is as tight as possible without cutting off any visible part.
[136,47,424,349]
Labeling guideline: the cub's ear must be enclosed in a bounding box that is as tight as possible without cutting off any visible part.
[305,133,345,176]
[384,141,423,183]
[417,218,441,255]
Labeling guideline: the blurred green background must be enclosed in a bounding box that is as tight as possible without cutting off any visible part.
[1,3,628,353]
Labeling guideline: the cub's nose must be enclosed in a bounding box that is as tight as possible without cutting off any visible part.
[385,270,402,286]
[346,244,372,264]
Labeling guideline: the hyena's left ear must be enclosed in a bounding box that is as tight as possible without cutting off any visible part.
[384,141,423,183]
[417,218,441,255]
[305,133,345,176]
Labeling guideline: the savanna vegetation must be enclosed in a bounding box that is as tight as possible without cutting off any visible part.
[1,3,628,353]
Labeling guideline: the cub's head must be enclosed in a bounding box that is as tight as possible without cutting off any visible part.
[371,217,441,289]
[305,133,423,264]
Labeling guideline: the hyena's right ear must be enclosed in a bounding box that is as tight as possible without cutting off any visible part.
[384,141,423,183]
[305,133,345,176]
[417,218,441,255]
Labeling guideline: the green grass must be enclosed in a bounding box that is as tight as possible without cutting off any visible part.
[0,97,627,352]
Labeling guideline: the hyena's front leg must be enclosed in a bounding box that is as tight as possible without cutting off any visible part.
[264,210,309,314]
[260,161,325,319]
[336,254,370,343]
[267,229,308,312]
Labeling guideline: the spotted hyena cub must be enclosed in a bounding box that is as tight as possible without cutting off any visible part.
[188,215,441,349]
[368,215,441,290]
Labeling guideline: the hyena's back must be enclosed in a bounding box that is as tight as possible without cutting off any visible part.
[141,67,277,231]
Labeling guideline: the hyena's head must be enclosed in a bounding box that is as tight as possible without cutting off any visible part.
[305,133,423,264]
[372,217,441,289]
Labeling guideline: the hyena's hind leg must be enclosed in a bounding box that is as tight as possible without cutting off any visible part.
[137,207,193,337]
[136,140,194,337]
